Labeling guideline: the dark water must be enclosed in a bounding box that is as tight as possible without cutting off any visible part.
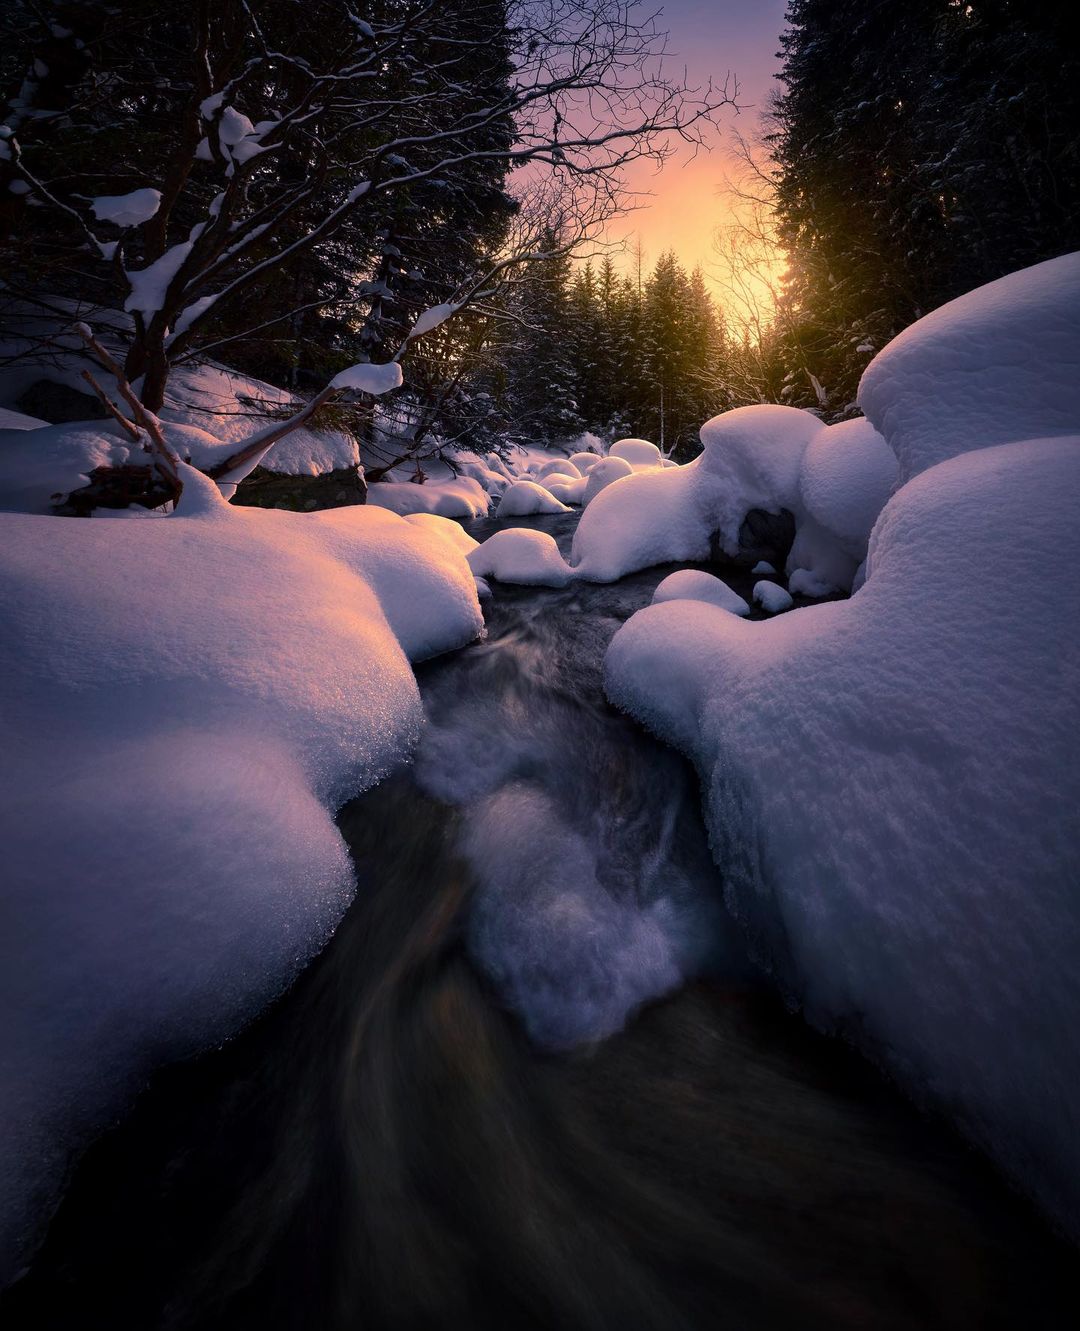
[3,513,1077,1329]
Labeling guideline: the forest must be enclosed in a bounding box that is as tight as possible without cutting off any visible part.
[1,3,1079,1329]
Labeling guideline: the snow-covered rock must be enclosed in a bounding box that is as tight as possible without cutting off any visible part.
[580,454,634,508]
[544,475,587,506]
[751,580,793,613]
[569,450,601,474]
[609,437,663,469]
[0,473,483,1281]
[495,479,570,518]
[534,458,581,484]
[368,476,489,520]
[751,560,775,575]
[572,406,825,582]
[798,417,899,560]
[402,510,479,555]
[652,569,749,617]
[605,435,1080,1234]
[859,251,1080,482]
[467,528,574,587]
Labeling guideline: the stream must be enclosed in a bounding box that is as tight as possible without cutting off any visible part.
[3,511,1076,1329]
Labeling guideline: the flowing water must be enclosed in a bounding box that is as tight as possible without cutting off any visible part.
[3,512,1077,1329]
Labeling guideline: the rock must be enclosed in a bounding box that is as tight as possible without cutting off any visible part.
[231,464,367,511]
[732,507,796,568]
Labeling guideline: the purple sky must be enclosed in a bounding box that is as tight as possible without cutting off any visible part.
[603,0,790,285]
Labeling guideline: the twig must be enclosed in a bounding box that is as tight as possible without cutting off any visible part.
[80,370,142,442]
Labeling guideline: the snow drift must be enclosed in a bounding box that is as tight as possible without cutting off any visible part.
[0,470,482,1282]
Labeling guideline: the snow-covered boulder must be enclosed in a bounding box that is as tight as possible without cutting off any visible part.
[534,458,581,484]
[569,450,601,474]
[751,580,794,613]
[467,527,574,587]
[368,476,490,520]
[544,475,587,506]
[652,569,749,617]
[496,479,571,518]
[403,510,480,555]
[605,435,1080,1235]
[609,437,663,470]
[0,420,132,513]
[580,455,634,508]
[798,417,899,561]
[0,473,483,1281]
[859,251,1080,482]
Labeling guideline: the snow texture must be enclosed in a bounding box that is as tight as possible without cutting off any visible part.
[90,188,162,228]
[652,569,749,617]
[751,580,793,613]
[859,251,1080,482]
[496,479,570,518]
[467,528,574,587]
[368,476,490,520]
[0,476,482,1281]
[580,454,634,507]
[328,360,404,395]
[605,436,1080,1235]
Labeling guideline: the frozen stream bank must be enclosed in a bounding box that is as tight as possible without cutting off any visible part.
[2,511,1076,1331]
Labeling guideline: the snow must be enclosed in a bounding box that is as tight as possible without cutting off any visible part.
[652,569,749,617]
[580,454,634,507]
[572,405,824,582]
[751,580,793,613]
[89,188,162,228]
[859,251,1080,482]
[0,419,133,513]
[784,516,858,598]
[408,303,456,338]
[544,475,587,506]
[609,437,663,469]
[534,458,581,483]
[569,450,601,473]
[0,407,48,431]
[605,435,1080,1235]
[467,528,574,587]
[328,360,404,395]
[367,476,489,520]
[496,479,570,517]
[0,474,482,1281]
[798,417,898,559]
[751,560,775,575]
[124,241,193,319]
[402,510,479,555]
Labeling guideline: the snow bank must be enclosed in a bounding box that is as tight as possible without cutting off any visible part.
[572,406,825,583]
[799,417,898,559]
[605,436,1080,1234]
[609,437,663,469]
[859,251,1080,482]
[0,474,482,1281]
[467,528,573,587]
[496,479,570,518]
[652,569,749,617]
[367,475,489,520]
[581,455,634,508]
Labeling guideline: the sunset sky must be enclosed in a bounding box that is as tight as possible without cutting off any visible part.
[603,0,790,290]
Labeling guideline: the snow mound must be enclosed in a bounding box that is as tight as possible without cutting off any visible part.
[0,482,482,1281]
[534,458,581,483]
[605,436,1080,1236]
[609,437,663,469]
[402,510,479,555]
[569,450,601,473]
[652,569,750,617]
[367,476,489,520]
[752,580,793,613]
[581,455,634,508]
[859,251,1080,482]
[751,560,775,575]
[0,420,133,512]
[0,407,48,431]
[467,528,573,587]
[799,417,899,558]
[544,475,587,506]
[496,479,570,518]
[572,405,828,584]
